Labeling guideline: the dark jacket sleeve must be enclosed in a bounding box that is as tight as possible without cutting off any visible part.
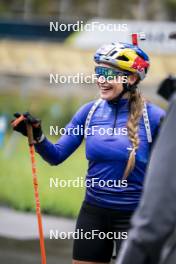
[116,93,176,264]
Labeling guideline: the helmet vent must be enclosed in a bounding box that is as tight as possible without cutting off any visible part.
[110,51,117,56]
[117,55,129,61]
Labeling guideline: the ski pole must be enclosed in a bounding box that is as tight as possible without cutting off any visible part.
[12,116,47,264]
[26,122,47,264]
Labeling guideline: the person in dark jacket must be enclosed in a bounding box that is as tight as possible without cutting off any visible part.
[116,76,176,264]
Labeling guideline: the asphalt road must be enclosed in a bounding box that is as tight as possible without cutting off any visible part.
[0,207,116,263]
[0,207,75,263]
[0,237,73,264]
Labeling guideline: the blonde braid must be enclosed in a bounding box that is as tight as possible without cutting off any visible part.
[123,90,144,179]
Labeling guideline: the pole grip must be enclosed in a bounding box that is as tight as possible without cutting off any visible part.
[26,123,34,146]
[11,115,25,128]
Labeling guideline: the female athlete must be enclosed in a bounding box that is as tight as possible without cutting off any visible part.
[12,42,165,264]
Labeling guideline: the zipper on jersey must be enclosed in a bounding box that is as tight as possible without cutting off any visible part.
[112,104,118,135]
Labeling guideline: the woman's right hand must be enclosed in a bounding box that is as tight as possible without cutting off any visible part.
[11,112,44,143]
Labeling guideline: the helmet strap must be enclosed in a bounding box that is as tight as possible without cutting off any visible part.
[108,81,137,104]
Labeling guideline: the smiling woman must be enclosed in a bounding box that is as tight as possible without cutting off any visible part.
[11,41,165,264]
[95,64,136,101]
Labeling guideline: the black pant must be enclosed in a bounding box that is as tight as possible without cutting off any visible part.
[73,201,133,262]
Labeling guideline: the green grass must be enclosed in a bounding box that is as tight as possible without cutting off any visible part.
[0,92,166,219]
[0,134,87,218]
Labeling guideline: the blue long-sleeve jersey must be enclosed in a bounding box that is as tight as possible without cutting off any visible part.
[35,98,165,211]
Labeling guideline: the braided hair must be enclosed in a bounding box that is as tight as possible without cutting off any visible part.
[123,90,144,179]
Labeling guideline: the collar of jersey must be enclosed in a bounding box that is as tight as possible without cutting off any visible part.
[107,98,129,107]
